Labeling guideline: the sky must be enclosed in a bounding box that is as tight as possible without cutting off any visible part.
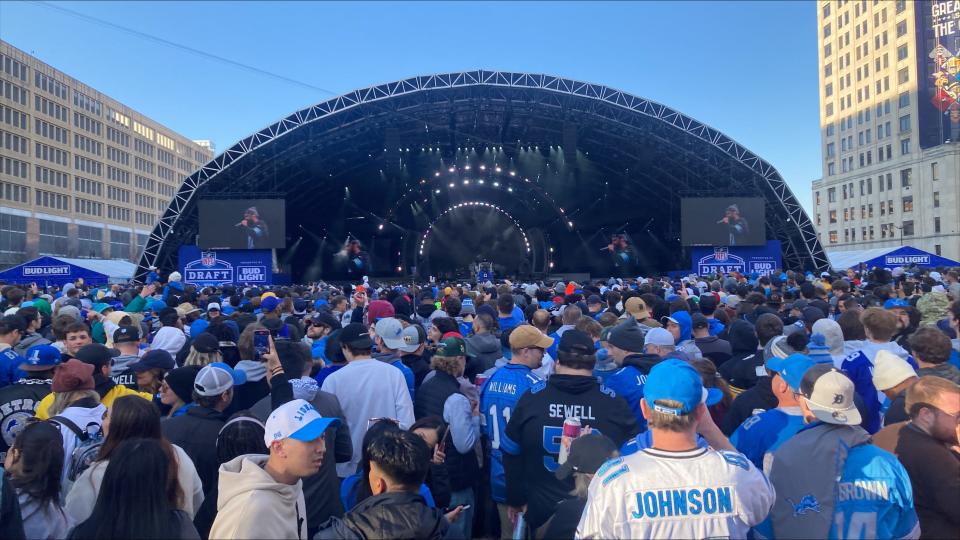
[1,1,822,212]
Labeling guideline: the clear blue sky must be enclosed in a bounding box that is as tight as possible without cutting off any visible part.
[1,1,821,212]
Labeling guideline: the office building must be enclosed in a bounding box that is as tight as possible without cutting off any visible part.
[812,0,960,260]
[0,40,214,266]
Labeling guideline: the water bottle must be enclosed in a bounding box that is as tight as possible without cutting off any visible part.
[512,511,526,540]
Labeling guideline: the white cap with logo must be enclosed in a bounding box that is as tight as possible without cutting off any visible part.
[264,398,340,448]
[799,364,862,426]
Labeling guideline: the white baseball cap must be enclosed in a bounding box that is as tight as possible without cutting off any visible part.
[799,364,861,426]
[374,318,406,351]
[644,327,674,347]
[872,350,917,391]
[207,302,221,312]
[193,363,245,397]
[264,399,340,447]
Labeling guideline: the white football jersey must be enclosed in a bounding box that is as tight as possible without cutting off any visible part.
[576,446,775,539]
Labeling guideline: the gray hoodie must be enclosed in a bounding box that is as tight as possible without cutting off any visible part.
[209,454,307,540]
[465,332,502,371]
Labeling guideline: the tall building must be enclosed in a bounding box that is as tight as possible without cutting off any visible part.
[812,0,960,261]
[0,40,214,267]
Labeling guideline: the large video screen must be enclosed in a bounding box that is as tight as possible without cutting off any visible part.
[198,199,286,249]
[681,197,765,247]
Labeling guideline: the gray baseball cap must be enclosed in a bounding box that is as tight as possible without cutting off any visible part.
[799,364,861,426]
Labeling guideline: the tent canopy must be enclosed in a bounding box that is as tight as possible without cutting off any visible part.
[827,245,960,270]
[0,256,135,286]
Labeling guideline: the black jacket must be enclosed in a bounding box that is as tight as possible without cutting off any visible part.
[223,378,269,418]
[621,353,661,373]
[315,491,460,540]
[694,336,733,367]
[414,371,479,491]
[503,374,639,529]
[721,376,777,435]
[161,406,225,494]
[0,378,51,459]
[401,353,431,391]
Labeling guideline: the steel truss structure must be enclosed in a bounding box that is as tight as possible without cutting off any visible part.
[137,70,828,281]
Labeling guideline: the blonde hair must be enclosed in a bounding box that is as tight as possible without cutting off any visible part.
[49,390,100,416]
[646,399,698,432]
[430,355,463,377]
[906,375,960,418]
[183,349,222,368]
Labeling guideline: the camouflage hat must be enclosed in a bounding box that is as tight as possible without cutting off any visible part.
[435,336,466,358]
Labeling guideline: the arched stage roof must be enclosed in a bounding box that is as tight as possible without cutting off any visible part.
[137,70,828,282]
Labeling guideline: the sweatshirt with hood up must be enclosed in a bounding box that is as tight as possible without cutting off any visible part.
[209,454,307,540]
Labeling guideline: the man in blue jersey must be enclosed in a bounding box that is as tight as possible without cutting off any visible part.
[730,353,814,471]
[761,364,920,540]
[604,320,664,430]
[479,324,552,539]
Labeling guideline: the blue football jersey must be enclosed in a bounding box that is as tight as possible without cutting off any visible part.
[604,365,647,432]
[730,407,805,470]
[480,362,543,503]
[620,430,708,456]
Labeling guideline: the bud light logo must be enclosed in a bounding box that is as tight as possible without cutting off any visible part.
[22,265,70,276]
[884,255,930,266]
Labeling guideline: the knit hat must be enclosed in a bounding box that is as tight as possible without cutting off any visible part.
[52,359,95,392]
[872,350,918,391]
[607,318,646,352]
[811,318,845,357]
[165,366,201,403]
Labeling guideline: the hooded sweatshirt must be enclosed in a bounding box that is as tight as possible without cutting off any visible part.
[209,454,307,540]
[151,326,187,358]
[465,332,501,372]
[670,311,703,359]
[51,401,107,488]
[811,318,846,367]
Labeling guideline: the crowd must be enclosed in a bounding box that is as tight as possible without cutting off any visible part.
[0,264,957,539]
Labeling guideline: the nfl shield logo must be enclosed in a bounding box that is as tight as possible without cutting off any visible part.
[714,247,729,262]
[201,252,216,267]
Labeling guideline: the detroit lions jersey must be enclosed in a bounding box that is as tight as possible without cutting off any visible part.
[620,430,708,456]
[479,362,542,503]
[729,406,805,471]
[577,446,775,539]
[840,346,917,434]
[604,365,647,432]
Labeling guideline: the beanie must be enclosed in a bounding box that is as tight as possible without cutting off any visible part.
[165,365,201,403]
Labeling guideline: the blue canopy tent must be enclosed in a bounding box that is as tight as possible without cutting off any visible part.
[828,246,960,270]
[0,256,134,286]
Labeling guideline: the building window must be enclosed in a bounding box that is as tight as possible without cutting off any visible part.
[77,225,102,258]
[826,103,834,117]
[896,20,907,37]
[136,233,149,255]
[897,45,909,61]
[898,68,909,84]
[826,124,835,136]
[830,210,838,224]
[931,162,939,181]
[109,230,130,259]
[900,138,911,155]
[0,213,27,265]
[829,231,838,244]
[935,245,941,255]
[825,63,833,77]
[900,168,912,188]
[867,178,872,194]
[902,195,913,213]
[933,191,940,208]
[895,0,906,13]
[825,43,833,58]
[38,219,68,256]
[899,115,911,132]
[934,217,941,234]
[828,187,837,202]
[902,220,914,236]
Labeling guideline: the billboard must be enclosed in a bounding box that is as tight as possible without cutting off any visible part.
[690,240,782,276]
[178,245,273,286]
[681,197,766,247]
[198,199,286,249]
[916,0,960,148]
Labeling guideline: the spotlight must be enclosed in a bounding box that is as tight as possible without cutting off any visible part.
[378,224,384,230]
[509,171,516,176]
[507,187,513,192]
[549,247,554,252]
[495,166,502,172]
[465,165,471,170]
[435,189,441,194]
[493,182,500,187]
[479,165,486,170]
[568,221,575,227]
[449,183,455,188]
[396,266,402,272]
[463,180,470,185]
[549,262,554,268]
[435,172,440,177]
[478,179,484,184]
[448,167,455,172]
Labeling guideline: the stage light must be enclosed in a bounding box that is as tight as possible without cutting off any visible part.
[495,166,502,172]
[378,224,384,230]
[549,247,554,252]
[435,172,440,177]
[478,179,484,184]
[509,171,516,176]
[435,189,441,194]
[507,187,513,192]
[568,221,574,227]
[448,167,455,172]
[465,165,471,170]
[493,182,500,187]
[560,208,565,214]
[449,183,455,188]
[549,262,554,268]
[479,165,486,170]
[397,266,402,272]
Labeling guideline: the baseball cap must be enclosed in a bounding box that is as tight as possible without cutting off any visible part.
[799,364,861,425]
[340,323,374,349]
[308,310,341,330]
[74,343,119,369]
[113,325,140,344]
[872,350,917,391]
[643,359,723,415]
[508,325,554,350]
[435,336,466,358]
[375,318,406,351]
[207,302,221,312]
[558,329,595,355]
[51,359,95,392]
[398,324,424,353]
[587,294,602,305]
[191,332,220,354]
[92,302,112,314]
[624,297,649,318]
[555,433,618,480]
[264,398,341,448]
[127,349,176,372]
[765,353,816,392]
[883,298,910,310]
[260,296,281,313]
[460,298,476,315]
[193,363,245,397]
[802,306,826,324]
[643,327,675,347]
[366,300,395,322]
[691,313,709,330]
[19,344,61,371]
[660,315,679,326]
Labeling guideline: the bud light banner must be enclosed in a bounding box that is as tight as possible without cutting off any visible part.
[691,240,782,276]
[862,246,960,269]
[178,245,272,287]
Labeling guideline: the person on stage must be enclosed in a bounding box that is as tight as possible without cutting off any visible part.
[236,207,270,248]
[602,233,636,276]
[333,238,371,278]
[717,204,749,246]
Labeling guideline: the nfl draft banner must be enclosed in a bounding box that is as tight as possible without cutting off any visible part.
[178,245,272,287]
[691,240,782,276]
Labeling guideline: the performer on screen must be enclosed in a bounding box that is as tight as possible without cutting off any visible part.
[716,204,749,246]
[333,238,371,278]
[235,207,270,248]
[603,233,636,276]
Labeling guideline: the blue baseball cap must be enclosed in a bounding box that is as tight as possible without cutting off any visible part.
[20,344,61,371]
[209,361,247,386]
[765,353,816,391]
[643,359,723,416]
[883,298,909,310]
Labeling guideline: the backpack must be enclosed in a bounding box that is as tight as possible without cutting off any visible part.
[49,415,103,484]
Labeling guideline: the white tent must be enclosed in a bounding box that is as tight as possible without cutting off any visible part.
[826,248,898,270]
[58,257,136,283]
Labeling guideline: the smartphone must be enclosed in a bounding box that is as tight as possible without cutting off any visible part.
[437,423,451,453]
[253,328,270,359]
